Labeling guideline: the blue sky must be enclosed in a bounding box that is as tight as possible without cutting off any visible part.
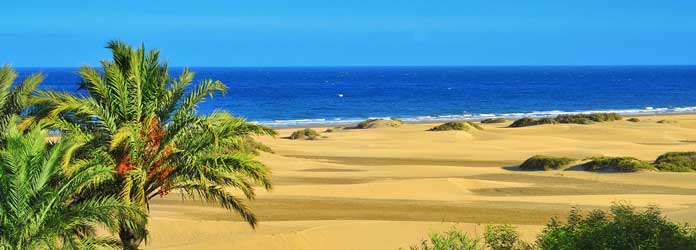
[2,0,695,67]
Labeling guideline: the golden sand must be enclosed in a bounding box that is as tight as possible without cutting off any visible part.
[145,114,696,249]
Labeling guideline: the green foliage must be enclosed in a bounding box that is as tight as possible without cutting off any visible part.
[627,117,640,122]
[481,118,507,124]
[289,128,322,140]
[429,121,483,131]
[509,117,558,127]
[407,229,480,250]
[27,41,276,249]
[654,152,696,172]
[355,118,404,129]
[509,113,621,128]
[0,65,43,142]
[0,119,145,249]
[485,225,533,250]
[580,156,655,172]
[536,204,696,250]
[556,113,622,124]
[519,155,575,171]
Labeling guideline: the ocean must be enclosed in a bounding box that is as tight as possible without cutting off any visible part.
[16,66,696,127]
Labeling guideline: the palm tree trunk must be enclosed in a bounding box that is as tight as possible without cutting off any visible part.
[119,227,144,250]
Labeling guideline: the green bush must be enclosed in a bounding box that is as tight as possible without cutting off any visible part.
[509,113,622,128]
[355,118,403,129]
[627,117,640,122]
[509,117,537,127]
[289,128,322,140]
[536,204,696,250]
[406,228,480,250]
[429,121,483,131]
[481,118,507,124]
[519,155,575,171]
[580,156,655,172]
[509,117,558,128]
[654,152,696,172]
[406,204,696,250]
[485,225,533,250]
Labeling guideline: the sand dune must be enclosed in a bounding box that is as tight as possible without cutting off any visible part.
[146,114,696,249]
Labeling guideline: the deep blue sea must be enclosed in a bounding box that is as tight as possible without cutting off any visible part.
[16,66,696,127]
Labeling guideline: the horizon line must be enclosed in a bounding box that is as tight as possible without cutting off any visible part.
[9,64,696,69]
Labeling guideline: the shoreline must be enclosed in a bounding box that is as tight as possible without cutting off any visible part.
[260,111,696,129]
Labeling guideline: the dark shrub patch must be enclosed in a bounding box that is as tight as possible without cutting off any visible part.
[509,117,538,128]
[288,128,322,140]
[481,118,507,124]
[519,155,575,171]
[429,121,483,131]
[580,156,655,172]
[657,119,677,124]
[510,113,621,128]
[627,117,640,122]
[654,152,696,172]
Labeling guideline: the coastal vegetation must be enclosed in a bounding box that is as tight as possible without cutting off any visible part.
[509,113,622,128]
[579,156,655,172]
[23,41,276,249]
[627,117,640,122]
[354,118,404,129]
[517,152,696,173]
[0,65,43,142]
[0,119,145,249]
[428,121,483,131]
[518,155,575,171]
[657,119,677,124]
[654,152,696,172]
[407,204,696,250]
[509,117,558,127]
[481,118,507,124]
[289,128,323,140]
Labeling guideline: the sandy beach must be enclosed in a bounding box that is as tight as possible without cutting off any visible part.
[145,114,696,249]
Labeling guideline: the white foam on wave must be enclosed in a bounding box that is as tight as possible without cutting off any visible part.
[260,106,696,127]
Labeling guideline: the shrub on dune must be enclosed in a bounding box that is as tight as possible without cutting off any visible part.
[354,118,403,129]
[657,119,677,124]
[289,128,322,140]
[627,117,640,122]
[429,121,483,131]
[509,113,622,128]
[654,152,696,172]
[580,156,655,172]
[481,118,507,124]
[519,155,575,171]
[509,117,540,127]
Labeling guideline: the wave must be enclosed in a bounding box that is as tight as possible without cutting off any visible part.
[257,106,696,127]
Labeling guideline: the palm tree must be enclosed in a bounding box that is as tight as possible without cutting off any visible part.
[0,65,43,142]
[27,41,276,249]
[0,117,145,249]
